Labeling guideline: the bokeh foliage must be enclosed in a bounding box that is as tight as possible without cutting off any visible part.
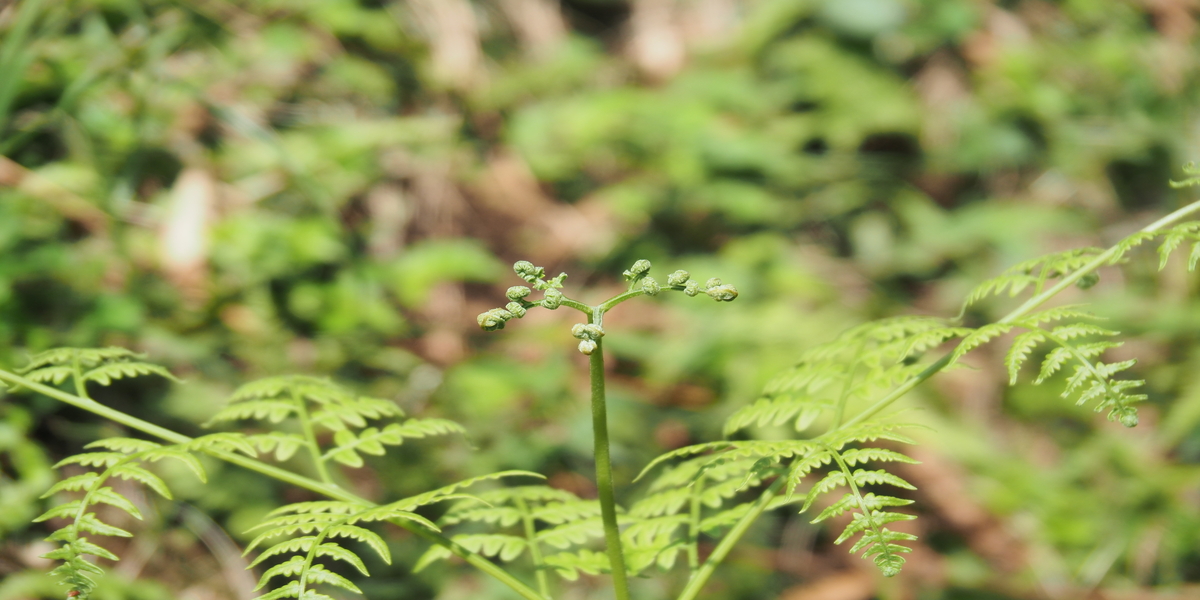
[2,0,1200,598]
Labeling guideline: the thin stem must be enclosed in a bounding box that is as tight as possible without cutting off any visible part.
[677,476,786,600]
[289,383,333,484]
[831,339,867,430]
[599,290,644,312]
[0,370,547,600]
[675,196,1200,600]
[515,496,551,599]
[686,477,705,571]
[71,351,90,400]
[557,296,593,314]
[588,335,631,600]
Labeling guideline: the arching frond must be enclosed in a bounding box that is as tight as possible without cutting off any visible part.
[10,348,177,395]
[37,437,212,599]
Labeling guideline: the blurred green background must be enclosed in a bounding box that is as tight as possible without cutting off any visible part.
[2,0,1200,598]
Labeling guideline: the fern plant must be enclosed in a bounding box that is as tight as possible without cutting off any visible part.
[6,171,1200,600]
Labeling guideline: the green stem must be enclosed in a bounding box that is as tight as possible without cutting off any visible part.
[71,351,90,400]
[675,197,1200,600]
[588,334,631,600]
[0,369,547,600]
[600,290,644,312]
[515,496,551,599]
[557,297,593,314]
[289,383,333,484]
[677,476,786,600]
[686,477,705,571]
[831,339,867,430]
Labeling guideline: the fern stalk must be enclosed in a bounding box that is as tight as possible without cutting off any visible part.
[290,383,334,484]
[514,496,551,599]
[685,477,705,571]
[71,352,90,400]
[589,334,632,600]
[0,369,547,600]
[676,197,1200,600]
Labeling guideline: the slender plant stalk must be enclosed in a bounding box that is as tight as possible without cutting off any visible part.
[589,335,632,600]
[686,477,705,571]
[289,382,334,484]
[71,352,90,400]
[515,496,551,599]
[0,369,547,600]
[675,197,1200,600]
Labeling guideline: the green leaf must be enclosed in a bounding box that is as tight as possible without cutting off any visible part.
[83,362,179,385]
[76,513,132,537]
[111,464,173,499]
[89,487,143,520]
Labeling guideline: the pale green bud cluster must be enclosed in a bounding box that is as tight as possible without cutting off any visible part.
[478,260,739,349]
[620,260,737,302]
[623,259,652,281]
[571,323,605,355]
[478,307,515,331]
[542,289,563,309]
[478,261,567,330]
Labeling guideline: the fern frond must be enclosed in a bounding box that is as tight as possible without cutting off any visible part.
[19,347,143,373]
[1004,319,1147,426]
[247,432,306,461]
[823,422,919,448]
[245,497,444,600]
[962,247,1104,308]
[543,549,610,580]
[532,499,605,525]
[13,348,177,398]
[728,316,960,439]
[83,362,180,385]
[324,419,465,468]
[441,505,523,527]
[18,365,74,385]
[950,323,1014,362]
[537,518,605,549]
[1005,331,1045,384]
[206,400,297,424]
[637,440,817,481]
[388,471,545,512]
[800,445,919,578]
[37,437,215,598]
[445,533,528,561]
[629,488,691,519]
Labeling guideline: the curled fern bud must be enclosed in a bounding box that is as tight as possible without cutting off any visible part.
[706,284,738,302]
[1075,272,1100,290]
[684,280,701,297]
[478,308,513,331]
[514,260,546,283]
[505,302,527,318]
[641,276,661,296]
[542,289,563,310]
[667,270,690,287]
[571,323,605,340]
[578,340,598,355]
[623,259,652,281]
[705,277,722,288]
[506,286,532,301]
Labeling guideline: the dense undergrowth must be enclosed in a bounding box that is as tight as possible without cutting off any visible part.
[4,1,1200,599]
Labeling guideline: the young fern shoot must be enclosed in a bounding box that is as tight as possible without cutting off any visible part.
[477,259,737,600]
